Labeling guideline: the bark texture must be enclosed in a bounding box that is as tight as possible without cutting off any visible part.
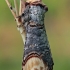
[21,2,54,70]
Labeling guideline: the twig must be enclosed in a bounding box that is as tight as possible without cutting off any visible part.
[19,0,25,15]
[5,0,26,44]
[5,0,16,19]
[14,0,19,16]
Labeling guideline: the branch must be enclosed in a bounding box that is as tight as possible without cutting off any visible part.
[5,0,16,19]
[5,0,26,44]
[14,0,19,16]
[19,0,25,15]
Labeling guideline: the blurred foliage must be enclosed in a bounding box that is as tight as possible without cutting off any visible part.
[0,0,70,70]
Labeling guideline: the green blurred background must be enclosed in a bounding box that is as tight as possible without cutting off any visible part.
[0,0,70,70]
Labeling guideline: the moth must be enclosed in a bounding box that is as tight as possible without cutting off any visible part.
[5,0,54,70]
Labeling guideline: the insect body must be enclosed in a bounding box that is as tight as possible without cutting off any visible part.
[21,3,54,70]
[5,0,54,70]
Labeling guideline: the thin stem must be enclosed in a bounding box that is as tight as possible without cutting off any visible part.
[14,0,19,16]
[5,0,26,44]
[5,0,16,19]
[19,0,25,15]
